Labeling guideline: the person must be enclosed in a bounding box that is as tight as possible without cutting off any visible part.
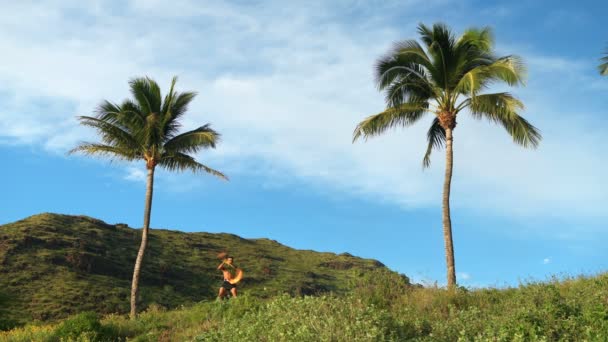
[217,256,238,299]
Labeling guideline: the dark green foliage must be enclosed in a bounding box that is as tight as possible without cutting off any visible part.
[51,312,121,342]
[0,291,18,331]
[4,272,608,340]
[348,268,411,308]
[0,213,387,328]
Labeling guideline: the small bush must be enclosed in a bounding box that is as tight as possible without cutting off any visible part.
[0,318,18,332]
[52,312,121,342]
[195,295,401,341]
[348,268,411,308]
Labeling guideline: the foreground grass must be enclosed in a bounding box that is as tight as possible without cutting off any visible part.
[2,271,608,341]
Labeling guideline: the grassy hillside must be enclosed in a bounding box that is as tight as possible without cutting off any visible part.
[0,213,391,329]
[2,272,607,341]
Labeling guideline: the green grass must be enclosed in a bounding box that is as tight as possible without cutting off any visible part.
[0,213,388,328]
[2,271,608,341]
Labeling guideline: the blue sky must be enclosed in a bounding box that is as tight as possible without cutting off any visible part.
[1,0,607,287]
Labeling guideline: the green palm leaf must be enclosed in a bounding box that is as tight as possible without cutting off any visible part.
[422,117,446,168]
[163,91,198,139]
[77,116,141,150]
[468,92,541,148]
[69,143,140,161]
[454,56,525,96]
[600,50,608,76]
[129,77,162,115]
[160,152,227,179]
[457,27,494,52]
[164,124,220,154]
[352,103,429,142]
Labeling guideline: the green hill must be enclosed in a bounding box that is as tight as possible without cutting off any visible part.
[0,213,393,328]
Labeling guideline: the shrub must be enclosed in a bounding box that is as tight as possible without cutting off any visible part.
[52,312,121,342]
[348,268,411,308]
[194,294,402,341]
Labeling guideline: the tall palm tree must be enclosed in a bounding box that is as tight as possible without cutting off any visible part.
[70,76,227,318]
[353,23,541,288]
[600,49,608,75]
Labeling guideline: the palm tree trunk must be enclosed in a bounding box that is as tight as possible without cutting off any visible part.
[130,167,155,319]
[443,128,456,289]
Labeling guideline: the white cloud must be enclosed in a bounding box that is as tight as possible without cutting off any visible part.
[543,258,551,265]
[0,0,607,233]
[124,167,146,183]
[457,272,471,281]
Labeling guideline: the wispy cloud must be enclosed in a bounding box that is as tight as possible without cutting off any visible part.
[124,167,146,183]
[457,272,471,281]
[543,258,551,265]
[0,0,606,234]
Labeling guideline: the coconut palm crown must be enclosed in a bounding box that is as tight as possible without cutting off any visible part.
[71,76,226,318]
[353,23,541,288]
[71,76,227,177]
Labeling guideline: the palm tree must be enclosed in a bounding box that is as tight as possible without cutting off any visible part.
[353,23,541,288]
[600,49,608,75]
[70,76,227,318]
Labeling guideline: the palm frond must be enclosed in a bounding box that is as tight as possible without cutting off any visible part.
[160,76,179,137]
[382,72,434,108]
[353,103,428,142]
[417,23,454,51]
[600,50,608,76]
[129,77,162,115]
[417,23,457,89]
[161,76,179,115]
[484,56,526,86]
[422,117,446,168]
[163,91,198,139]
[69,143,140,161]
[116,99,149,136]
[451,27,496,90]
[94,100,147,136]
[453,56,525,97]
[457,27,494,52]
[467,92,523,120]
[503,114,542,148]
[453,66,488,96]
[170,91,197,119]
[77,116,140,150]
[163,124,219,154]
[375,40,435,90]
[95,100,123,122]
[468,92,541,148]
[159,152,227,179]
[142,112,163,150]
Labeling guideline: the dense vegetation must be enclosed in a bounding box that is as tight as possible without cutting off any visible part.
[2,270,607,341]
[0,213,387,329]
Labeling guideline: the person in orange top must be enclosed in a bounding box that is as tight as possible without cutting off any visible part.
[217,256,238,299]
